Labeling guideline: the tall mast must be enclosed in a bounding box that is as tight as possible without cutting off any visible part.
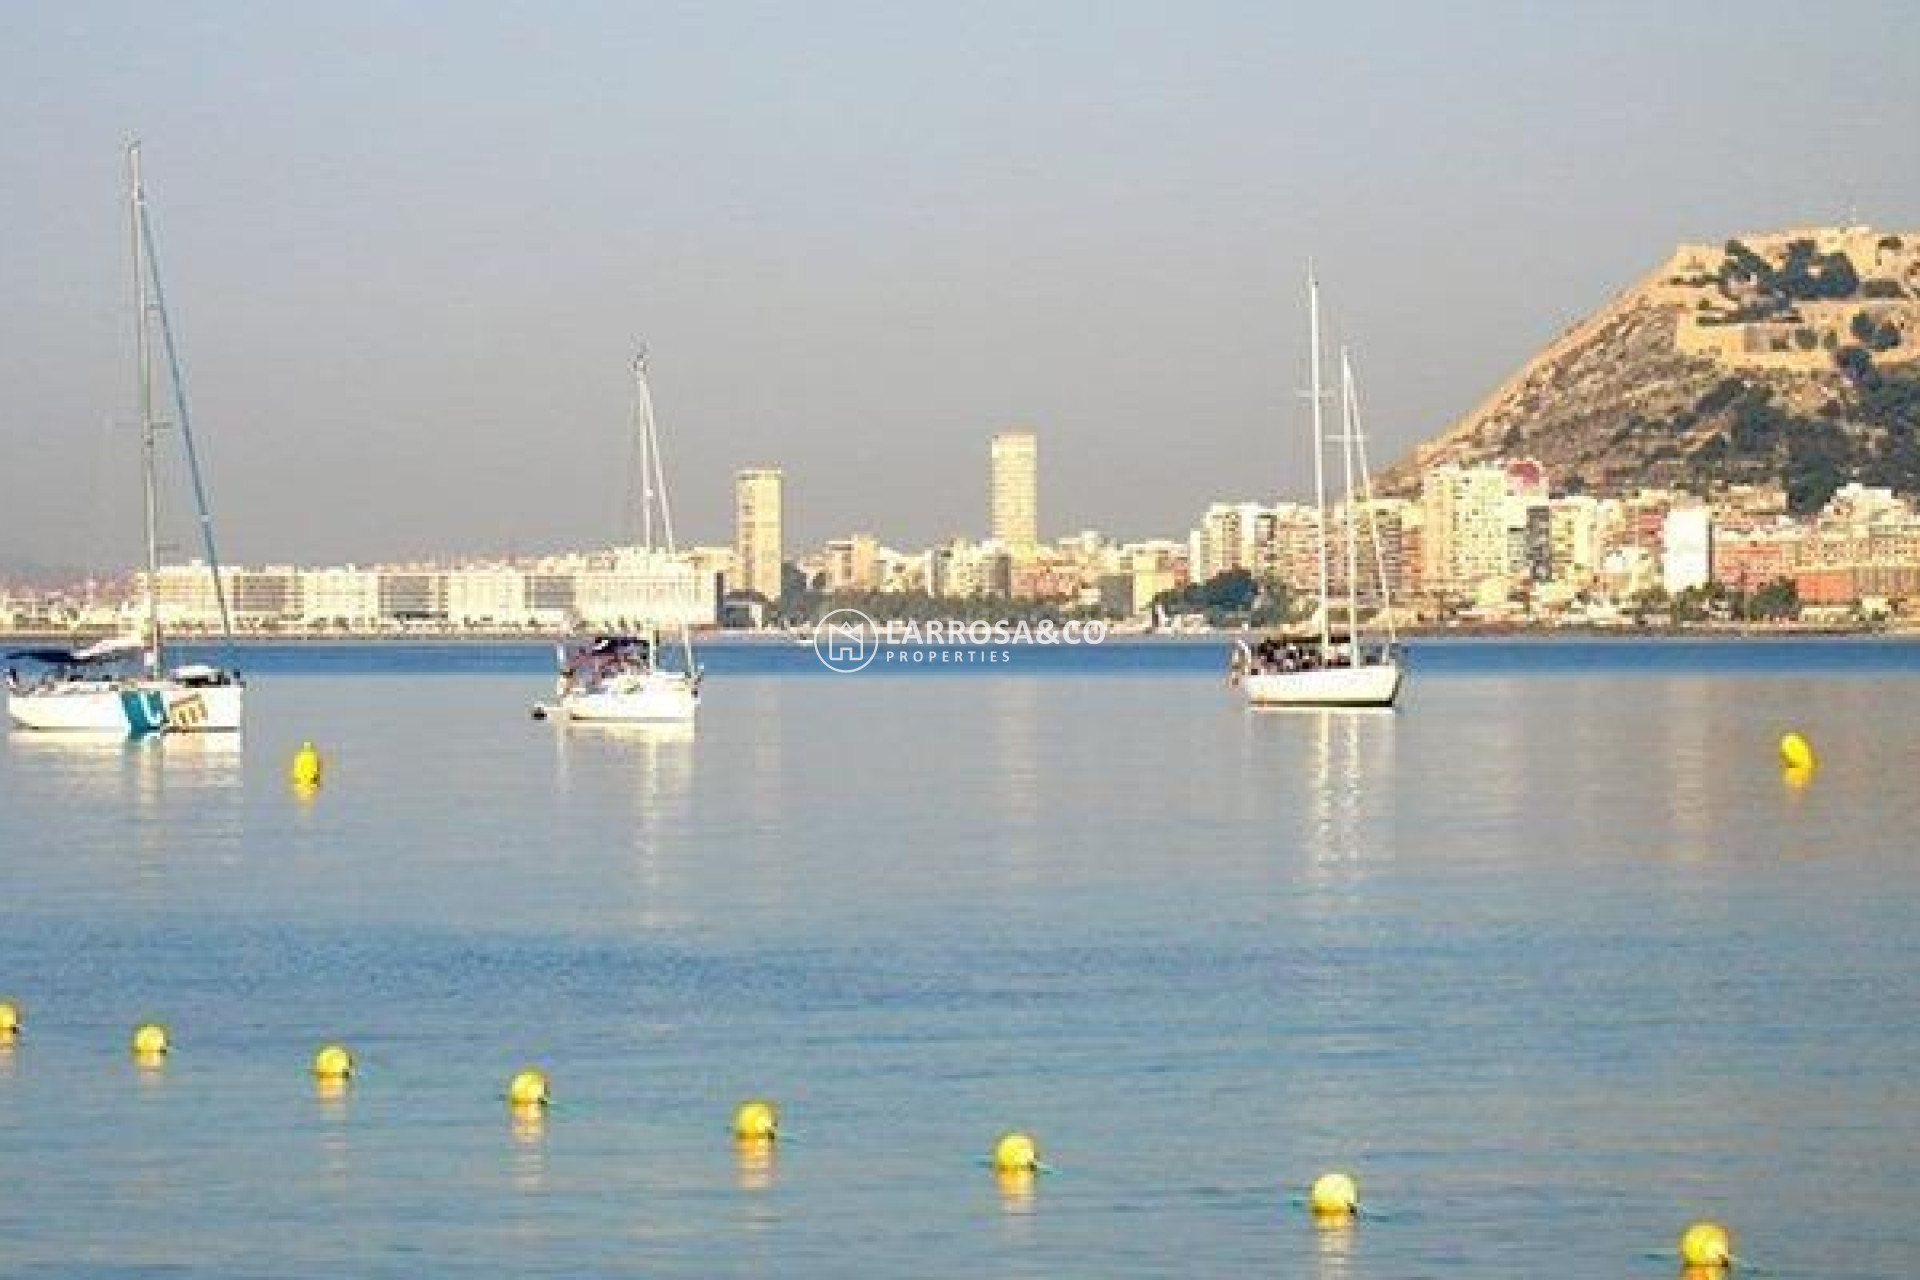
[633,350,696,672]
[127,141,239,671]
[634,349,654,554]
[130,142,163,673]
[138,148,238,666]
[1339,349,1362,661]
[1307,268,1331,657]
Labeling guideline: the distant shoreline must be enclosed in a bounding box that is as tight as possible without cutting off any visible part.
[1,623,1910,647]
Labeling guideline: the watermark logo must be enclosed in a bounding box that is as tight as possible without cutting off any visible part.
[810,612,1108,673]
[814,608,880,672]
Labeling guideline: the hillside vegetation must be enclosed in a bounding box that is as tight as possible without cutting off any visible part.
[1385,227,1920,512]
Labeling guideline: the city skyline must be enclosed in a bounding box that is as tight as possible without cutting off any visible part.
[3,4,1918,572]
[12,448,1913,634]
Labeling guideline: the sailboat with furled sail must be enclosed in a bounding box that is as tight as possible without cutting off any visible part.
[532,349,701,724]
[1232,270,1403,708]
[7,143,243,735]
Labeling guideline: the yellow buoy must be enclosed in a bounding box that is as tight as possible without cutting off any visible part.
[1309,1171,1360,1216]
[992,1131,1039,1174]
[507,1067,550,1107]
[0,1000,20,1035]
[733,1099,779,1141]
[289,741,323,787]
[312,1043,354,1080]
[131,1022,170,1056]
[1778,731,1814,771]
[1679,1221,1733,1268]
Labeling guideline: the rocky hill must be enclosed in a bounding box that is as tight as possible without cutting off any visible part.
[1382,226,1920,512]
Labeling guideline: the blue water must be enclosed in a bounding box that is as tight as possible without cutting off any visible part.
[173,631,1920,677]
[2,638,1918,1276]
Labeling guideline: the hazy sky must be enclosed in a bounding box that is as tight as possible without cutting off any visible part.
[3,1,1916,571]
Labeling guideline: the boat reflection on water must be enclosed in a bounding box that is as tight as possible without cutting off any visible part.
[549,717,695,808]
[556,718,695,746]
[548,713,698,930]
[1244,706,1396,871]
[6,732,243,893]
[7,730,242,804]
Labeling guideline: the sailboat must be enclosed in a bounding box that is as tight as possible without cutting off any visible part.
[533,350,701,723]
[6,143,244,735]
[1233,271,1403,709]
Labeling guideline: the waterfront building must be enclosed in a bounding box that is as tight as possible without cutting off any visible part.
[931,538,1011,598]
[445,564,527,626]
[822,533,880,592]
[378,569,448,624]
[990,431,1038,550]
[1396,515,1425,600]
[1548,497,1602,590]
[1270,503,1325,596]
[1420,463,1509,598]
[1193,501,1296,583]
[300,567,381,628]
[525,570,576,621]
[1623,489,1677,563]
[878,546,930,594]
[230,567,300,623]
[568,546,713,627]
[1599,545,1660,600]
[1009,550,1081,601]
[1662,503,1713,595]
[1325,498,1414,606]
[1191,503,1248,581]
[1121,540,1188,616]
[148,563,227,628]
[1711,520,1801,592]
[734,467,784,602]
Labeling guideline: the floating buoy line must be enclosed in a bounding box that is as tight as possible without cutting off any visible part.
[0,1006,1760,1268]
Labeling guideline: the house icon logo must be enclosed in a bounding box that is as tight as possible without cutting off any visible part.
[813,608,879,673]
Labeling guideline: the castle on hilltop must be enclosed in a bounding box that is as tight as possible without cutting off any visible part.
[1657,226,1919,370]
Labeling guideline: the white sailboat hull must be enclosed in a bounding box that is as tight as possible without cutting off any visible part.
[557,671,698,723]
[1243,662,1402,708]
[7,681,244,733]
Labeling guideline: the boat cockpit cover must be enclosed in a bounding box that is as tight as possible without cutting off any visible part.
[6,648,85,665]
[8,635,146,666]
[73,635,146,661]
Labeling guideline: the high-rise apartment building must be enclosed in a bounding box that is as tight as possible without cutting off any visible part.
[1420,463,1510,596]
[990,431,1038,549]
[734,467,784,601]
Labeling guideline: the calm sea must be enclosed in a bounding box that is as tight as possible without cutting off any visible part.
[2,637,1917,1277]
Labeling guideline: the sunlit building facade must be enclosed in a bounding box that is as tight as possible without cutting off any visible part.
[990,430,1038,550]
[734,467,785,602]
